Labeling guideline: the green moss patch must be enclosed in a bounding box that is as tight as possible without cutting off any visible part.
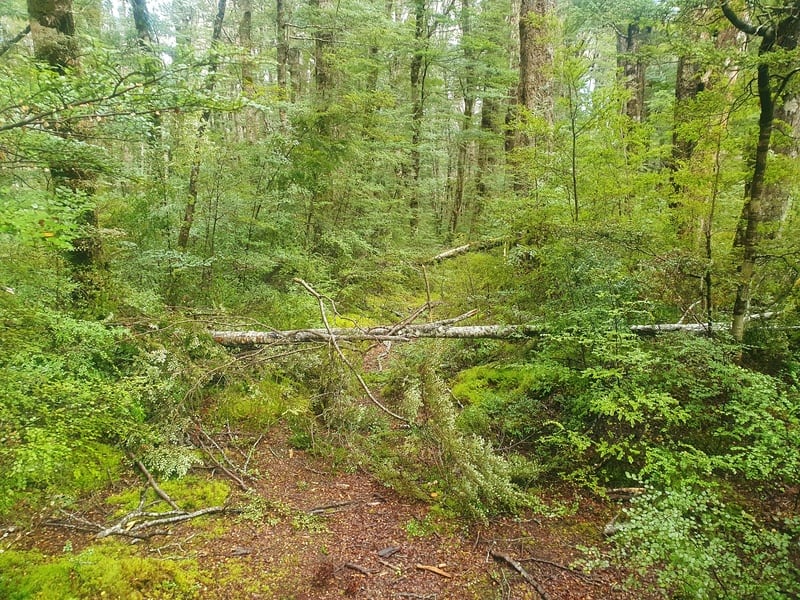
[0,542,208,599]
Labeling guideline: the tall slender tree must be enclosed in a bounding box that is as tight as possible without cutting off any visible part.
[176,0,227,250]
[27,0,103,300]
[720,0,800,342]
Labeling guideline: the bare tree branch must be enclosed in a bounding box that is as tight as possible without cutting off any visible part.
[0,25,30,58]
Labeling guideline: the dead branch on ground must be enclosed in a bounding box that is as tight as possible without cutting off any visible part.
[424,239,506,264]
[344,562,375,575]
[190,424,254,491]
[415,564,453,578]
[518,556,599,585]
[307,499,363,514]
[96,505,233,539]
[46,495,238,541]
[490,551,551,600]
[294,278,410,424]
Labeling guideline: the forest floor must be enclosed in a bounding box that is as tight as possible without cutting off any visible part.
[8,424,656,600]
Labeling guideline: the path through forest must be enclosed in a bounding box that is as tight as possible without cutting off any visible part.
[15,424,655,600]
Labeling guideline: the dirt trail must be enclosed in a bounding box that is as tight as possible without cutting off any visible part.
[11,427,651,599]
[197,428,649,599]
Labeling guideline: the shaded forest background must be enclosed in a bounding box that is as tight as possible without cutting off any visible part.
[1,0,800,596]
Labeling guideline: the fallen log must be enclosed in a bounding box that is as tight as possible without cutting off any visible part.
[424,239,506,264]
[210,312,784,347]
[211,323,544,346]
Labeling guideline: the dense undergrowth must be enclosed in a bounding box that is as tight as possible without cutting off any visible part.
[1,221,799,599]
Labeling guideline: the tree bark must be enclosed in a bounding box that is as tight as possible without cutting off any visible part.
[0,25,31,57]
[211,323,544,346]
[617,22,647,123]
[276,0,289,91]
[450,0,475,235]
[28,0,103,301]
[475,95,502,210]
[130,0,155,46]
[27,0,76,72]
[238,0,254,93]
[720,0,799,342]
[177,0,227,250]
[409,0,426,233]
[518,0,554,128]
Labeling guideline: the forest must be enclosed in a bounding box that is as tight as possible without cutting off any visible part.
[1,0,799,597]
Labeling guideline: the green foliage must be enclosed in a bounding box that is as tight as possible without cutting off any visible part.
[291,512,329,533]
[0,542,207,599]
[210,375,308,433]
[0,304,147,513]
[370,344,536,520]
[615,487,800,599]
[453,362,574,446]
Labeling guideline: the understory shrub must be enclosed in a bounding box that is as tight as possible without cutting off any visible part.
[614,486,800,599]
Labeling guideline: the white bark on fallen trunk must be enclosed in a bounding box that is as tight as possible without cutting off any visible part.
[210,313,782,347]
[210,324,544,346]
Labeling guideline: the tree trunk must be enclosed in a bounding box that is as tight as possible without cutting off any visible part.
[761,13,800,234]
[211,323,545,345]
[721,0,800,342]
[518,0,554,128]
[276,0,289,95]
[177,0,226,250]
[617,22,647,123]
[311,0,333,99]
[28,0,103,301]
[720,1,775,342]
[474,95,502,221]
[450,0,475,235]
[239,0,254,93]
[27,0,76,72]
[130,0,155,46]
[409,0,426,233]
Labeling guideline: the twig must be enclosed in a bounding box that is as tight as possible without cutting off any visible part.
[308,499,362,514]
[134,458,182,511]
[490,551,551,600]
[518,556,599,584]
[193,434,252,491]
[388,301,441,335]
[421,266,433,322]
[44,520,102,533]
[415,564,453,578]
[344,562,374,575]
[294,278,409,424]
[243,433,264,474]
[379,558,402,571]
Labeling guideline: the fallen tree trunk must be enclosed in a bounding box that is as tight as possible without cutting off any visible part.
[424,239,506,264]
[210,313,783,347]
[211,323,544,346]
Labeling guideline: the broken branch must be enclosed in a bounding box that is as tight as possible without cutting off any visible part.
[344,562,374,575]
[424,239,505,264]
[518,555,599,584]
[415,564,453,578]
[490,551,550,600]
[133,458,182,511]
[294,278,410,424]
